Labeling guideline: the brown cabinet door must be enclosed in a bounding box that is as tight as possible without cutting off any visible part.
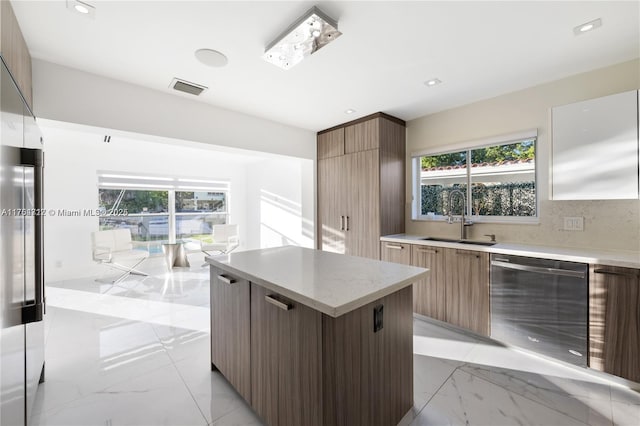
[380,242,411,264]
[0,1,33,109]
[317,128,345,159]
[345,119,379,153]
[251,284,323,426]
[411,245,446,321]
[589,266,640,382]
[277,293,322,426]
[445,249,490,335]
[318,156,347,254]
[345,149,380,259]
[210,267,251,402]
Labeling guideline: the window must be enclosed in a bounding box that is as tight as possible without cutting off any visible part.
[97,172,230,246]
[98,189,170,241]
[175,191,227,240]
[413,133,537,222]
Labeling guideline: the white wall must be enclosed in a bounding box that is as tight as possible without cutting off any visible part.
[245,157,315,250]
[32,59,316,159]
[406,59,640,252]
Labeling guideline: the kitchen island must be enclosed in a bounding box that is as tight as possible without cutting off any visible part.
[206,246,428,426]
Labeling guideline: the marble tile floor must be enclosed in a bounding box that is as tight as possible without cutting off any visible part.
[32,253,640,426]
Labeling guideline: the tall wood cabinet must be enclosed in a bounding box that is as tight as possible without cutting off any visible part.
[317,113,405,260]
[589,265,640,382]
[0,0,33,110]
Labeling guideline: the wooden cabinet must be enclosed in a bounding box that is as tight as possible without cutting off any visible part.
[410,244,446,321]
[209,258,415,426]
[317,113,405,260]
[381,241,489,335]
[445,249,490,335]
[0,1,33,110]
[552,90,639,200]
[251,284,322,426]
[589,265,640,382]
[380,241,411,265]
[345,119,378,153]
[347,149,380,259]
[209,267,251,402]
[317,128,344,159]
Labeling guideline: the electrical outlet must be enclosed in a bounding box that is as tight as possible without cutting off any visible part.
[373,304,384,333]
[563,217,584,231]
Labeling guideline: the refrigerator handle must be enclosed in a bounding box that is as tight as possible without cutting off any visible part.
[20,148,44,325]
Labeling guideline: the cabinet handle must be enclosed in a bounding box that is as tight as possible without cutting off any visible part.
[455,250,480,258]
[339,215,344,231]
[217,275,236,285]
[385,244,404,250]
[265,295,293,311]
[417,248,438,254]
[345,216,350,231]
[594,269,639,278]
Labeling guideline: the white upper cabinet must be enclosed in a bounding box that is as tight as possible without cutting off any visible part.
[552,90,639,200]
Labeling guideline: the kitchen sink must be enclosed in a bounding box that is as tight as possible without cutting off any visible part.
[422,237,460,243]
[422,237,496,246]
[458,240,497,246]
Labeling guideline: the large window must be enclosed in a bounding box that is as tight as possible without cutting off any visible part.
[414,133,537,222]
[97,172,230,245]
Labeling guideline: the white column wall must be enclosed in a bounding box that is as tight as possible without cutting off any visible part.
[244,157,315,250]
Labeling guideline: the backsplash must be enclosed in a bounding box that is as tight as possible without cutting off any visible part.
[406,199,640,252]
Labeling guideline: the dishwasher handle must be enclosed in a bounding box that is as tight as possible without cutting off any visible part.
[491,260,586,279]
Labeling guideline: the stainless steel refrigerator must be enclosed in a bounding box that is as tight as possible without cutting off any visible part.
[0,59,45,425]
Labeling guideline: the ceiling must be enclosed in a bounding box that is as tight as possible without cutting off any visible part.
[12,1,640,132]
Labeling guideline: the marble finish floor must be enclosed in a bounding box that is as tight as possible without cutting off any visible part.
[33,254,640,425]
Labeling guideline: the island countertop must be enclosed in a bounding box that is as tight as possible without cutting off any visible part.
[206,245,428,317]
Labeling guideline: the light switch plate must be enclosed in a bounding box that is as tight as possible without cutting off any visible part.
[563,216,584,231]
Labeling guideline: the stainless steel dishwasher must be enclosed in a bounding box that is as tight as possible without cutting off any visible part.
[490,254,588,367]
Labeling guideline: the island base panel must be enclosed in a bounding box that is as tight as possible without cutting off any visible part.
[322,285,413,426]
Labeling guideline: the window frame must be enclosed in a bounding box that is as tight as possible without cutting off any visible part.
[411,130,539,224]
[97,172,231,244]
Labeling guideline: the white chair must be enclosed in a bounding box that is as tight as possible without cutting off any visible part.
[92,229,149,285]
[200,224,239,257]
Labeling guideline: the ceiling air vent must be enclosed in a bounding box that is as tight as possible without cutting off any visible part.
[169,78,208,96]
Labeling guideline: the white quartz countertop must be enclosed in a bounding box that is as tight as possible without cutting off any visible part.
[381,234,640,269]
[206,246,428,317]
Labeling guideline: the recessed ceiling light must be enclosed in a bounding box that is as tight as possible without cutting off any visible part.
[66,0,95,18]
[345,109,356,114]
[263,6,342,70]
[195,49,228,68]
[573,18,602,35]
[424,78,442,87]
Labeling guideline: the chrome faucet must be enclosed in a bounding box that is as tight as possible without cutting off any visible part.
[448,189,473,240]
